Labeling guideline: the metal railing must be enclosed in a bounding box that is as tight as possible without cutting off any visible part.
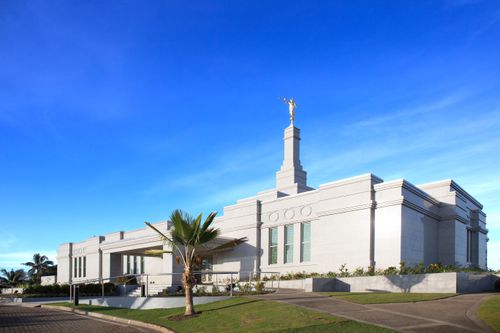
[68,270,281,302]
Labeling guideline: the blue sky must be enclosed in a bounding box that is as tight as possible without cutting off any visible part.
[1,0,499,270]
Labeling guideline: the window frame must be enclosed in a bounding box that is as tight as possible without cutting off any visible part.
[268,227,278,265]
[74,257,77,278]
[83,256,86,277]
[300,222,311,262]
[284,224,294,264]
[78,257,82,278]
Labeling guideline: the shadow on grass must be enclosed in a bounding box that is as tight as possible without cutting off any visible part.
[197,299,259,313]
[269,322,394,332]
[68,298,260,316]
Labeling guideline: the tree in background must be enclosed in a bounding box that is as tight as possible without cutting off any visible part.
[22,253,54,284]
[0,268,26,286]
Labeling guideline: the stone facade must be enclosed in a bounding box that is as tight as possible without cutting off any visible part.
[57,123,488,285]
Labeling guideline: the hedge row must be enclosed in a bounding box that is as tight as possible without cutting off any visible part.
[23,283,116,296]
[264,262,494,281]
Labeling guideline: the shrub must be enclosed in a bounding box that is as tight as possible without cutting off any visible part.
[194,285,208,296]
[425,263,444,273]
[22,283,116,296]
[325,271,337,278]
[410,262,425,274]
[338,264,349,277]
[353,267,365,277]
[399,261,409,275]
[383,266,398,275]
[239,282,253,293]
[255,281,265,293]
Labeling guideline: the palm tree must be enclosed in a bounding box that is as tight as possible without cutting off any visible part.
[22,253,54,284]
[145,209,246,316]
[0,268,26,286]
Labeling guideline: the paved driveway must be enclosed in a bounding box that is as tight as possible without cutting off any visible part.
[0,305,157,333]
[254,290,497,332]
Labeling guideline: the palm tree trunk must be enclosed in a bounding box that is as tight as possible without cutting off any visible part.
[183,265,195,316]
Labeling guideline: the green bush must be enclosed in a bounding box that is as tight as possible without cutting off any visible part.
[255,281,265,293]
[352,267,366,277]
[338,264,349,277]
[383,266,398,275]
[23,283,116,296]
[194,285,208,296]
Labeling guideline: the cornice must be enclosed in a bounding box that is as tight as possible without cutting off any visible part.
[401,199,441,220]
[319,173,383,190]
[317,202,375,217]
[375,179,440,206]
[100,235,163,251]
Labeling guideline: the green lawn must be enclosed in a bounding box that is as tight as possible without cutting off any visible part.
[48,297,395,332]
[321,292,457,304]
[478,296,500,332]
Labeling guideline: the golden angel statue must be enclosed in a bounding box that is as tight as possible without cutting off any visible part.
[282,98,297,124]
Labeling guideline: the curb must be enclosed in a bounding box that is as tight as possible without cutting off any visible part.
[41,304,175,333]
[465,294,496,333]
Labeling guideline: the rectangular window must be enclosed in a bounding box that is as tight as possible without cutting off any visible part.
[140,256,145,274]
[83,256,86,277]
[301,222,311,262]
[284,225,294,264]
[467,229,472,262]
[78,257,82,278]
[74,257,77,278]
[268,228,278,265]
[133,256,138,274]
[126,255,130,274]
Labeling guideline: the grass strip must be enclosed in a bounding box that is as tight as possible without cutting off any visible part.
[477,295,500,332]
[48,297,395,332]
[321,292,457,304]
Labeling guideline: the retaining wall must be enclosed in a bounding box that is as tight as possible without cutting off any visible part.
[266,272,500,293]
[1,287,24,294]
[78,295,230,309]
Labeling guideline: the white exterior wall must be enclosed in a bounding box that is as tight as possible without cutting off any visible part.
[401,207,439,266]
[56,243,72,284]
[212,199,260,277]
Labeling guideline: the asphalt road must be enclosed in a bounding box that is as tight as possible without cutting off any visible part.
[0,305,158,333]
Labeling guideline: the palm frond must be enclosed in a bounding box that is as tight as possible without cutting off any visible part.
[200,211,217,233]
[145,222,174,243]
[209,237,248,252]
[144,249,173,256]
[198,228,220,244]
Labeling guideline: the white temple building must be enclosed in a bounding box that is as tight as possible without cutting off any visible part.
[57,119,488,287]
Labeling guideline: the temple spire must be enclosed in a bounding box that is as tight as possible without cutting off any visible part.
[275,103,310,195]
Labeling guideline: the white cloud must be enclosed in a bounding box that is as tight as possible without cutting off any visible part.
[353,94,465,128]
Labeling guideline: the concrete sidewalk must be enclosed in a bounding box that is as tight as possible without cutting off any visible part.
[254,290,496,332]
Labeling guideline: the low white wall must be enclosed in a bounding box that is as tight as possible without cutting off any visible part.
[456,273,499,293]
[265,279,306,290]
[264,278,335,292]
[79,296,230,309]
[1,287,24,294]
[335,273,457,293]
[266,273,499,293]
